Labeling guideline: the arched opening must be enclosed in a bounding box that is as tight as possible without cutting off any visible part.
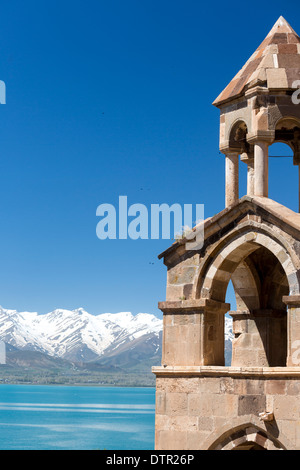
[267,117,300,212]
[198,230,295,367]
[228,120,254,199]
[229,246,288,367]
[274,117,300,163]
[239,157,248,199]
[225,281,235,366]
[269,141,298,212]
[229,121,249,154]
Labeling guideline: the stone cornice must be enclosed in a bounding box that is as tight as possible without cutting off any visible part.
[152,365,300,378]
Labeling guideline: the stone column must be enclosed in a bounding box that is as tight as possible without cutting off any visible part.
[202,309,225,366]
[158,299,230,367]
[240,153,254,196]
[283,296,300,367]
[254,141,269,197]
[247,159,255,196]
[225,153,239,208]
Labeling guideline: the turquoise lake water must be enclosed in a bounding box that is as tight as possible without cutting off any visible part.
[0,384,156,450]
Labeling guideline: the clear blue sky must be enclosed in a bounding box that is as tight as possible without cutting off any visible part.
[0,0,299,316]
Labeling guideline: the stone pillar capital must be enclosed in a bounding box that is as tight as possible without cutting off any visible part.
[247,131,275,145]
[240,151,254,163]
[224,151,240,157]
[219,144,240,156]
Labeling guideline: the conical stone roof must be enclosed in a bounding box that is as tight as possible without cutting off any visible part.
[213,16,300,107]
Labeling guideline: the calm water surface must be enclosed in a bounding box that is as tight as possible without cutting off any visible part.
[0,384,156,450]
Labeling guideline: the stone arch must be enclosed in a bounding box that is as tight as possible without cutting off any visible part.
[207,424,286,451]
[202,414,294,450]
[273,115,300,132]
[269,140,294,155]
[228,119,250,155]
[194,224,300,367]
[197,230,300,302]
[229,244,289,312]
[273,116,300,165]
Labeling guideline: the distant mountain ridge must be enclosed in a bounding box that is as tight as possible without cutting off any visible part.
[0,306,162,363]
[0,306,233,371]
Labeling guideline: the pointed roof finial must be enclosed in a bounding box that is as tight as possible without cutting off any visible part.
[266,15,298,36]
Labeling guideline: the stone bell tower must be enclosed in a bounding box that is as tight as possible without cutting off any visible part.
[153,17,300,450]
[215,16,300,209]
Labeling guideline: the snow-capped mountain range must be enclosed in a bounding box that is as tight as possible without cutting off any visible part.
[0,306,233,364]
[0,307,162,363]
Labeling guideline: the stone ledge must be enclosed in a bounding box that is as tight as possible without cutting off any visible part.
[283,295,300,306]
[158,299,230,314]
[152,365,300,377]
